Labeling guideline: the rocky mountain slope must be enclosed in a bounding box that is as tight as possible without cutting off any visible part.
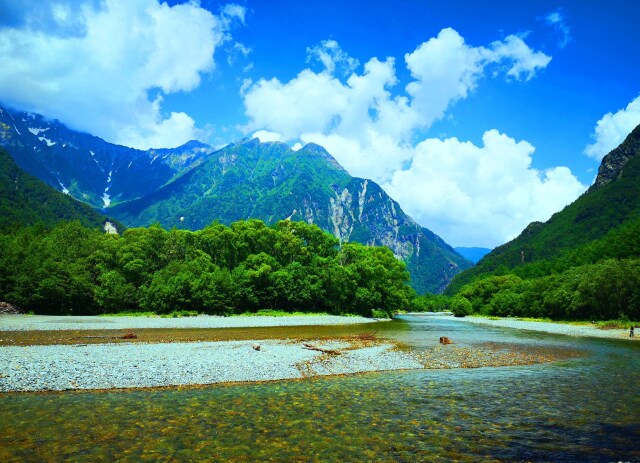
[0,104,471,293]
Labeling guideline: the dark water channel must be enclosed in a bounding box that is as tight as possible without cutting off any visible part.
[1,315,639,462]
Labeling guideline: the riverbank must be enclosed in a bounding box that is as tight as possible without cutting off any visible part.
[421,314,637,340]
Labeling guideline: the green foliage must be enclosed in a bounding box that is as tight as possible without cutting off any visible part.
[0,219,415,316]
[449,296,473,317]
[452,259,640,321]
[109,140,471,294]
[410,293,451,312]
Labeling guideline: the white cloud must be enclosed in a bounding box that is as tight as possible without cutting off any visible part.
[544,10,572,48]
[584,95,640,160]
[243,29,551,154]
[488,35,552,81]
[241,29,585,247]
[0,0,246,149]
[252,130,283,143]
[307,39,360,75]
[384,131,587,248]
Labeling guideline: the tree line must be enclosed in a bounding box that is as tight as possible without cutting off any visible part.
[0,219,414,317]
[438,217,640,320]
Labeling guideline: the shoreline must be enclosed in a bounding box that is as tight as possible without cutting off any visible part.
[0,314,381,332]
[418,314,638,341]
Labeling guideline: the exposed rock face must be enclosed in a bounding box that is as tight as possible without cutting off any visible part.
[589,124,640,192]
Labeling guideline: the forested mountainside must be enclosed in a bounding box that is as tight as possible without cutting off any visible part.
[444,124,640,321]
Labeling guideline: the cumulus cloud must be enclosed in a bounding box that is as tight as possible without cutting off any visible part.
[242,31,554,175]
[584,95,640,160]
[241,29,587,247]
[383,131,586,248]
[0,0,246,149]
[243,29,551,165]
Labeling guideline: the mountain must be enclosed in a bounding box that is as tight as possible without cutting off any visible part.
[111,139,472,293]
[446,123,640,294]
[0,103,471,293]
[0,104,210,209]
[454,247,491,264]
[0,148,118,232]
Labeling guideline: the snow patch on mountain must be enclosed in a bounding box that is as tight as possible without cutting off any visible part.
[102,169,113,208]
[38,136,56,146]
[28,127,49,135]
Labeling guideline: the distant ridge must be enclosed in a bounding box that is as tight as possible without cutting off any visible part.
[454,247,491,264]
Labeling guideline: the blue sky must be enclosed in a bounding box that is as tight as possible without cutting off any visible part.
[1,0,639,248]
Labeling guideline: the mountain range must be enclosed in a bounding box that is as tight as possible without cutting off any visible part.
[0,103,471,294]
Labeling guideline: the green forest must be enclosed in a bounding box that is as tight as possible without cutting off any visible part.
[437,217,640,320]
[0,219,414,317]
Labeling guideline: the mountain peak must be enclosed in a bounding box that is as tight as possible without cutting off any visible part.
[590,123,640,192]
[177,140,211,150]
[299,142,347,173]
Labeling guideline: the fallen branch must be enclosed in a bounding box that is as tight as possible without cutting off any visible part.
[77,333,137,340]
[302,343,341,355]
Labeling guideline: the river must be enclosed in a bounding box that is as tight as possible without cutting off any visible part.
[1,315,638,462]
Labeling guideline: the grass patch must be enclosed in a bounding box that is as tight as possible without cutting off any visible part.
[594,319,638,330]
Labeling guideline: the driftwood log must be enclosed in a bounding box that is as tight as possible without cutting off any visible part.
[302,343,341,355]
[79,333,137,340]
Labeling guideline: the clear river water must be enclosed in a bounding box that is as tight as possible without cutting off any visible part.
[1,315,639,462]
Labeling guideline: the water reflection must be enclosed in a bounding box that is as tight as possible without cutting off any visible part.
[1,316,639,462]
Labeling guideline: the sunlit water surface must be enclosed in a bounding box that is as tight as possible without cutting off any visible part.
[1,315,639,462]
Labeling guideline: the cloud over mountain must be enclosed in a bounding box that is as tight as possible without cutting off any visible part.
[585,95,640,161]
[242,28,584,247]
[0,0,246,149]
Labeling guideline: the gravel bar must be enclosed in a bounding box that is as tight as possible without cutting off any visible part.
[0,339,421,392]
[0,314,379,332]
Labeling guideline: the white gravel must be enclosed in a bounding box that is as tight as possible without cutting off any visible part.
[437,315,635,340]
[0,314,380,332]
[0,339,421,392]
